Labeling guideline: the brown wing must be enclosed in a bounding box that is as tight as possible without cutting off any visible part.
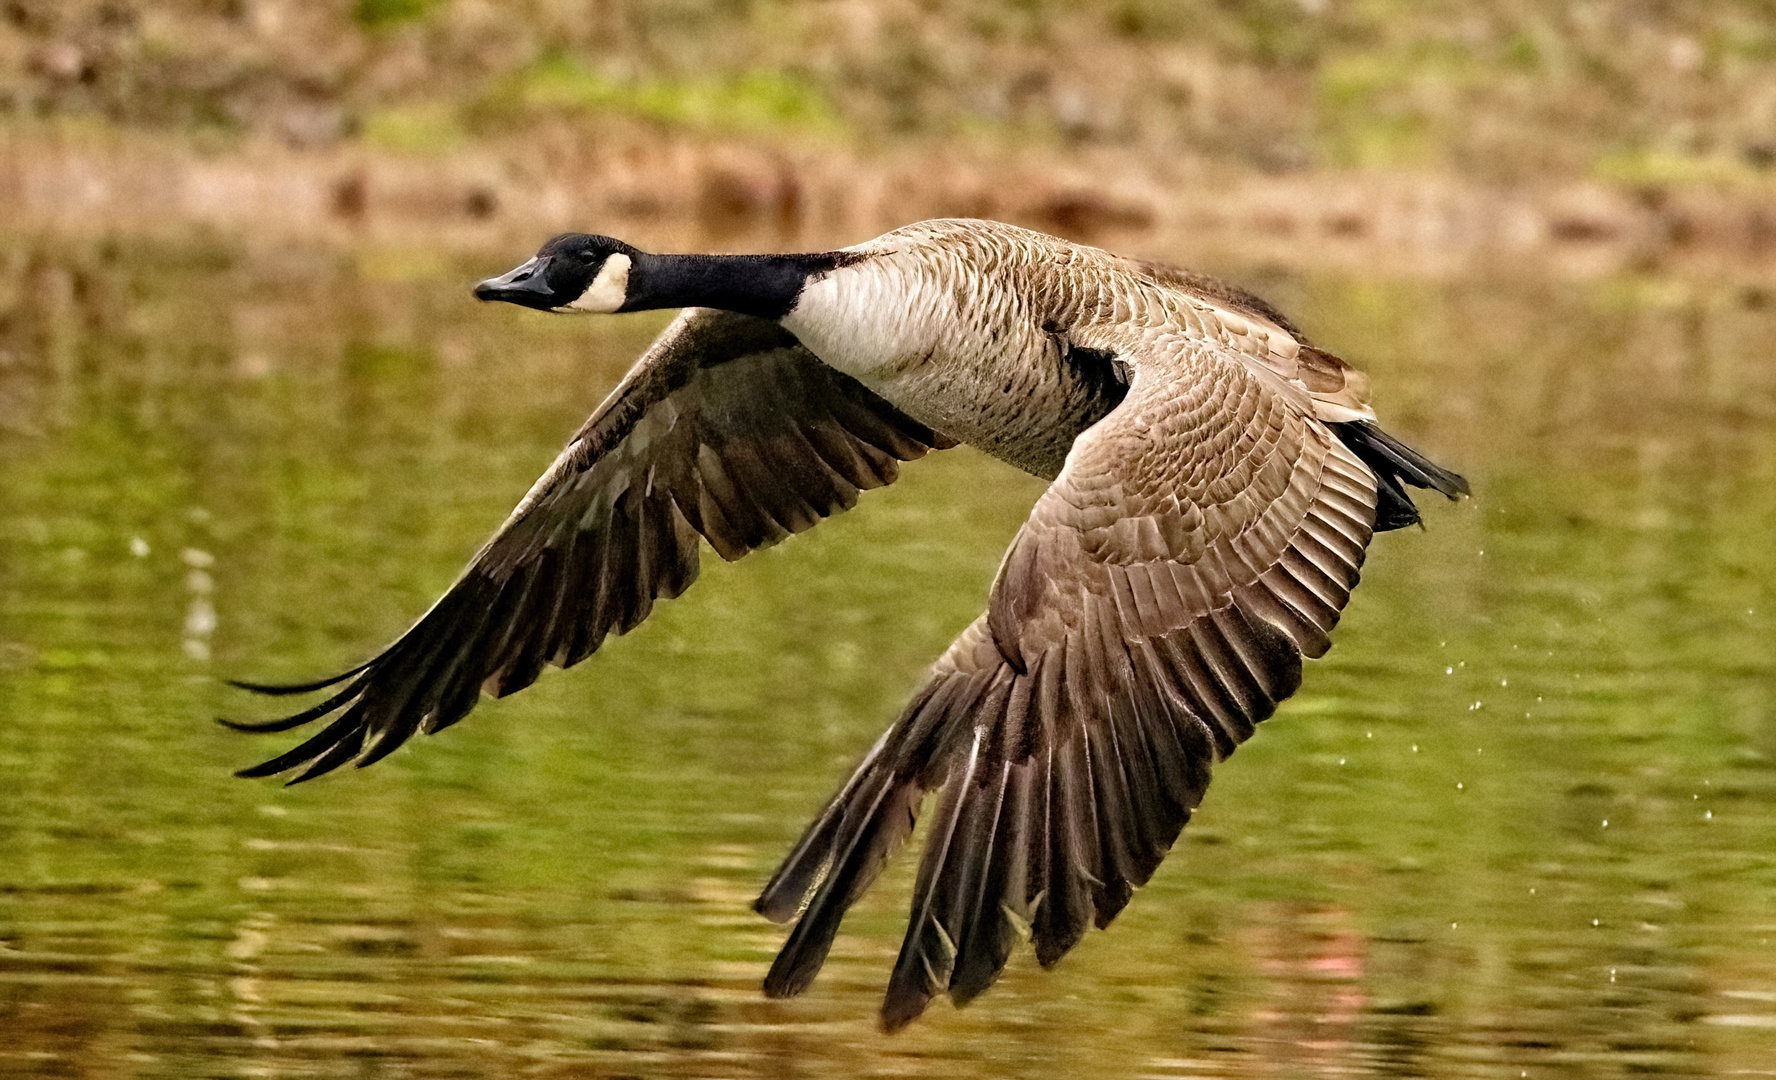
[227,309,954,782]
[1126,260,1466,525]
[754,333,1383,1030]
[1130,256,1376,422]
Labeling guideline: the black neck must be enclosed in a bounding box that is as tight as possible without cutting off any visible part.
[619,251,855,320]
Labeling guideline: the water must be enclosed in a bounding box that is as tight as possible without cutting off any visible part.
[3,233,1776,1077]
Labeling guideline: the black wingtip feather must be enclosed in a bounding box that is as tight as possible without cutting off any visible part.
[284,711,369,785]
[218,715,299,734]
[226,660,375,697]
[232,710,367,779]
[217,680,367,733]
[760,775,925,1000]
[879,989,931,1034]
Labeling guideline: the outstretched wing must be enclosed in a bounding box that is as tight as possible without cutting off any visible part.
[228,309,954,782]
[1128,258,1469,524]
[754,330,1432,1031]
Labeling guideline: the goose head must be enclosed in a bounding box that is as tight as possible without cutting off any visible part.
[475,233,639,313]
[477,235,858,321]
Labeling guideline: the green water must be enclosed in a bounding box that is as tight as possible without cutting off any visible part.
[3,234,1775,1077]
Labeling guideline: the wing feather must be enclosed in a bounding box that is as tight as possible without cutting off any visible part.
[757,331,1464,1029]
[228,310,953,780]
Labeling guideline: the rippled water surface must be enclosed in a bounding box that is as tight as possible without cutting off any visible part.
[4,234,1776,1077]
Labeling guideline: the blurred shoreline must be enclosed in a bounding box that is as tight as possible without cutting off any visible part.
[6,120,1776,282]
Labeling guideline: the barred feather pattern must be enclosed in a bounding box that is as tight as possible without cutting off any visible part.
[754,333,1380,1030]
[226,310,952,782]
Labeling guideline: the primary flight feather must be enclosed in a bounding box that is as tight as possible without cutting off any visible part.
[227,219,1467,1030]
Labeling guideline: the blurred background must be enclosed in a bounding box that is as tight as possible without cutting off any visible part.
[4,2,1776,1077]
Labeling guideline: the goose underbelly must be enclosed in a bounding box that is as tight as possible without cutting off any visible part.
[861,341,1128,481]
[784,252,1129,479]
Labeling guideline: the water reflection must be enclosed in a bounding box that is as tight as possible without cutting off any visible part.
[3,233,1776,1076]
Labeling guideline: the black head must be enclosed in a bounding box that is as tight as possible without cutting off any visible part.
[474,233,640,312]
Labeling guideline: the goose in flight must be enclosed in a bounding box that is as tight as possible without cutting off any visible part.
[228,219,1467,1030]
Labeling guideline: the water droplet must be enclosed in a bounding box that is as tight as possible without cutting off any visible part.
[1412,744,1419,752]
[129,537,150,558]
[1445,666,1454,675]
[1592,918,1600,926]
[1338,758,1346,765]
[1705,810,1713,820]
[184,598,216,637]
[1601,819,1608,828]
[1456,782,1464,791]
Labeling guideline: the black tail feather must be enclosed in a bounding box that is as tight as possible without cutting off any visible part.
[1330,420,1468,532]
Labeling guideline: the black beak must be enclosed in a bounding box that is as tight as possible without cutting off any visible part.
[474,256,557,307]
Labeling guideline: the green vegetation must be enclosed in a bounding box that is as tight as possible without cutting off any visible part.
[354,0,440,30]
[1592,146,1771,189]
[3,0,1774,183]
[486,55,841,135]
[359,102,466,153]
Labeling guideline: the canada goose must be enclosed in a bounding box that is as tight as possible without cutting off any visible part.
[228,219,1467,1030]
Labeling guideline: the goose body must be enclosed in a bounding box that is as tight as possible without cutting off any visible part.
[230,219,1467,1030]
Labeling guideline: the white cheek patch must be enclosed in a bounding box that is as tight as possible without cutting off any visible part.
[563,253,632,313]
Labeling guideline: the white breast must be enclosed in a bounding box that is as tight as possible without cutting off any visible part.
[782,258,956,382]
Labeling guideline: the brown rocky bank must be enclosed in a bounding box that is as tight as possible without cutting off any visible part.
[5,121,1775,281]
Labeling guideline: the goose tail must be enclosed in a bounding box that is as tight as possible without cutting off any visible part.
[1330,420,1468,531]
